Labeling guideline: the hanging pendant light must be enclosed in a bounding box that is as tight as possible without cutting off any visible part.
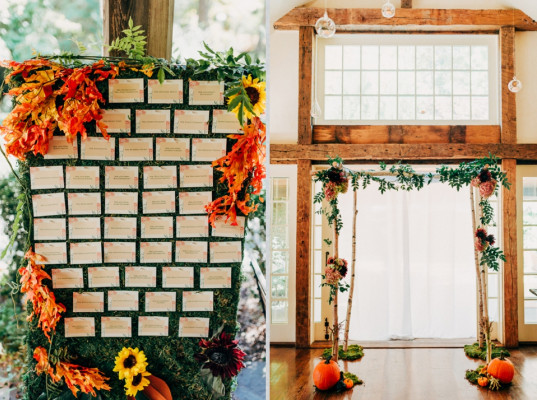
[381,0,396,19]
[508,9,522,93]
[315,0,336,38]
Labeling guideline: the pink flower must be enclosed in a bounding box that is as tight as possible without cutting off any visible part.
[324,266,342,285]
[324,181,337,201]
[479,179,497,199]
[474,237,489,252]
[471,177,481,188]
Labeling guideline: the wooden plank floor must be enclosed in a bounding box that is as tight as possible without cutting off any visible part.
[270,345,537,400]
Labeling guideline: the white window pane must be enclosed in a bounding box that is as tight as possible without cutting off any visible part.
[453,96,470,120]
[380,96,397,120]
[435,46,452,70]
[380,71,397,95]
[314,207,322,225]
[325,45,342,69]
[362,71,379,94]
[380,45,397,69]
[525,251,537,273]
[471,71,488,95]
[488,274,499,298]
[272,251,289,274]
[524,202,537,224]
[314,275,322,298]
[272,202,288,225]
[398,71,415,95]
[325,96,342,120]
[314,299,322,323]
[343,96,360,120]
[361,96,378,119]
[435,71,452,95]
[453,71,470,95]
[471,96,488,120]
[272,225,289,249]
[272,276,288,298]
[272,178,288,200]
[416,71,433,95]
[416,46,433,69]
[435,96,452,119]
[453,46,470,70]
[524,178,537,200]
[524,300,537,324]
[325,71,342,94]
[524,275,537,298]
[343,71,360,94]
[398,97,415,120]
[398,46,415,70]
[416,96,434,120]
[272,301,288,324]
[471,46,488,70]
[314,226,323,249]
[314,250,322,274]
[524,226,537,249]
[343,45,361,69]
[488,298,499,322]
[362,46,379,69]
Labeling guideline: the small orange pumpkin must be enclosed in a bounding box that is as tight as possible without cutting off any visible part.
[477,376,489,387]
[487,352,515,384]
[343,378,354,389]
[313,356,340,391]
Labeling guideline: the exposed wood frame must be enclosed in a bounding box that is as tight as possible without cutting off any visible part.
[313,125,501,144]
[271,144,537,163]
[401,0,412,9]
[298,27,314,145]
[103,0,174,59]
[501,26,517,144]
[274,8,537,31]
[502,159,518,348]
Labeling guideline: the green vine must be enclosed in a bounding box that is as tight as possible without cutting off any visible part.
[107,17,147,59]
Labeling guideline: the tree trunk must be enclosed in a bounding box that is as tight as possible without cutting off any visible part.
[332,223,339,362]
[343,189,357,352]
[470,186,485,347]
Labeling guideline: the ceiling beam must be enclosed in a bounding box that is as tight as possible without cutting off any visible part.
[401,0,412,8]
[270,143,537,163]
[274,8,537,31]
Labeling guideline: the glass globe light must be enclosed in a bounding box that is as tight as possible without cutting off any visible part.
[508,76,522,93]
[315,11,336,38]
[381,1,396,19]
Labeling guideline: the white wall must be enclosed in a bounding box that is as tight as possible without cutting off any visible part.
[268,0,537,144]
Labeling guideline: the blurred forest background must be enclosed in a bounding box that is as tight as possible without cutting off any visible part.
[0,0,266,398]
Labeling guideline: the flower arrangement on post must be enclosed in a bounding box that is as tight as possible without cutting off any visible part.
[323,257,350,304]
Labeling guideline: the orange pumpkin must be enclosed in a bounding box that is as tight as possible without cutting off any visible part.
[487,352,515,384]
[313,356,340,391]
[477,377,489,387]
[343,378,354,389]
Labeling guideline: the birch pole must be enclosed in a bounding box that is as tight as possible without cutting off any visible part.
[332,222,339,362]
[478,190,492,363]
[470,186,485,348]
[343,188,357,352]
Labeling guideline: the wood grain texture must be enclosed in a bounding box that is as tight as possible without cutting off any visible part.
[500,26,517,144]
[401,0,412,8]
[502,159,518,348]
[298,27,314,145]
[103,0,174,59]
[312,125,501,144]
[296,160,312,348]
[270,346,537,399]
[270,143,537,163]
[274,8,537,31]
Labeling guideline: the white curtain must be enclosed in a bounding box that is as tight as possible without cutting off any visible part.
[336,177,477,340]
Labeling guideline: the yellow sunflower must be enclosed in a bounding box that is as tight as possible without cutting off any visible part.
[113,347,148,380]
[124,370,151,397]
[228,74,266,119]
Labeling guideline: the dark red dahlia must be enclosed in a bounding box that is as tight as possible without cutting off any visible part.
[486,234,495,246]
[339,264,348,278]
[475,228,488,241]
[194,332,246,379]
[327,167,347,185]
[478,169,492,183]
[327,257,334,265]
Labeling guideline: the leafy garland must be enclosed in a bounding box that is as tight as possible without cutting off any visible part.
[1,20,265,399]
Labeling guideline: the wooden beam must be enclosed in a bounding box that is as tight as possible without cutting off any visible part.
[270,143,537,163]
[401,0,412,8]
[274,8,537,31]
[313,125,501,144]
[502,159,518,348]
[500,26,517,144]
[298,27,314,145]
[296,159,312,348]
[103,0,174,59]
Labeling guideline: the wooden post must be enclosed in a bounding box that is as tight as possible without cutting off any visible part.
[500,26,516,144]
[401,0,412,8]
[298,26,314,144]
[103,0,174,59]
[296,160,312,348]
[470,187,485,347]
[502,159,518,347]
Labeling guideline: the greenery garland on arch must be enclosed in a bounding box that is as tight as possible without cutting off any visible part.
[0,21,265,400]
[313,155,509,384]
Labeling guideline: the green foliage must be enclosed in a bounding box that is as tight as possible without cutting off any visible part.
[343,371,363,385]
[464,342,510,361]
[107,18,147,59]
[481,246,506,272]
[322,345,364,361]
[465,367,483,384]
